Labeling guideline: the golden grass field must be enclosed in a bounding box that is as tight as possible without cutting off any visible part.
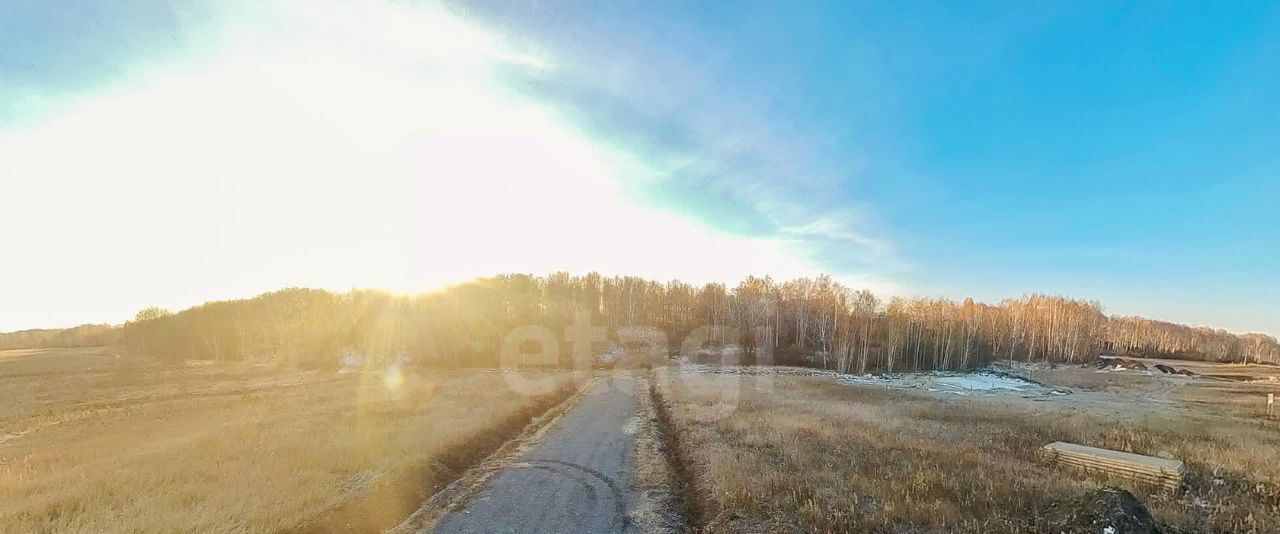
[655,363,1280,533]
[6,346,1278,533]
[0,348,575,534]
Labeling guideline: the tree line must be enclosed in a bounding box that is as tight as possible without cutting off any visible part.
[4,273,1276,371]
[0,324,118,351]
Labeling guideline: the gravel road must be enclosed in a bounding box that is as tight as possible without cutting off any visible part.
[433,376,642,534]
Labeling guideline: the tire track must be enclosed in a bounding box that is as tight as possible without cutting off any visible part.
[427,377,642,533]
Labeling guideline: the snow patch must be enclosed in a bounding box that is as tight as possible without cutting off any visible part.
[596,346,630,363]
[665,362,1071,398]
[838,371,1069,398]
[933,374,1032,392]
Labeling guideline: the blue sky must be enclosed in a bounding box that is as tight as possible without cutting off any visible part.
[0,1,1276,336]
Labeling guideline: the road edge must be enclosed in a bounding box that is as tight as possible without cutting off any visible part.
[629,372,690,533]
[387,376,597,534]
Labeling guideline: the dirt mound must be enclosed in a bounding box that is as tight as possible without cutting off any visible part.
[1150,363,1197,376]
[1043,487,1161,534]
[1097,357,1148,371]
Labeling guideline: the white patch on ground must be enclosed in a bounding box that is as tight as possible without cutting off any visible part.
[622,415,641,436]
[337,353,365,373]
[997,360,1056,372]
[1095,367,1155,376]
[669,362,1070,398]
[837,371,1068,397]
[596,346,629,364]
[671,362,844,378]
[933,375,1031,391]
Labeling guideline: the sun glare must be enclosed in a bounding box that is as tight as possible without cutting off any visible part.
[2,2,1279,533]
[383,366,404,390]
[0,0,856,331]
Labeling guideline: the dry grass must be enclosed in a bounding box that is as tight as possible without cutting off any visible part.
[655,366,1280,533]
[0,348,576,533]
[627,376,687,534]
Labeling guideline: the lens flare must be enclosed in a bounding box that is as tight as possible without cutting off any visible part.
[383,367,404,389]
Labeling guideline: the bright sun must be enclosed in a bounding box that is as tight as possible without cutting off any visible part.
[0,0,834,331]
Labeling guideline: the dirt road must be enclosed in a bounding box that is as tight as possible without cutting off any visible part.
[432,376,642,534]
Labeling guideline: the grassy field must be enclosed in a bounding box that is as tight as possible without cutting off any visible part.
[8,346,1277,533]
[0,348,576,533]
[655,363,1280,533]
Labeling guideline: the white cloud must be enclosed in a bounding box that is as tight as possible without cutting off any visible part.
[0,0,886,330]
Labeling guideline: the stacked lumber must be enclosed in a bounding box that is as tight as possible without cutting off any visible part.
[1042,442,1184,491]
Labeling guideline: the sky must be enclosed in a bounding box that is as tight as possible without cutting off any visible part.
[0,0,1276,336]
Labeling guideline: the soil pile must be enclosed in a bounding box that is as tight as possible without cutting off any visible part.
[1043,487,1161,534]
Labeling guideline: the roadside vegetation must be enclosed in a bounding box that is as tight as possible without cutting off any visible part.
[654,365,1280,533]
[0,348,576,533]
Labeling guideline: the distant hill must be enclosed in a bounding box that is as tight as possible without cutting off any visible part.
[0,324,119,351]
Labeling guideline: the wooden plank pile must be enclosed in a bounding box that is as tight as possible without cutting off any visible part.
[1042,441,1184,492]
